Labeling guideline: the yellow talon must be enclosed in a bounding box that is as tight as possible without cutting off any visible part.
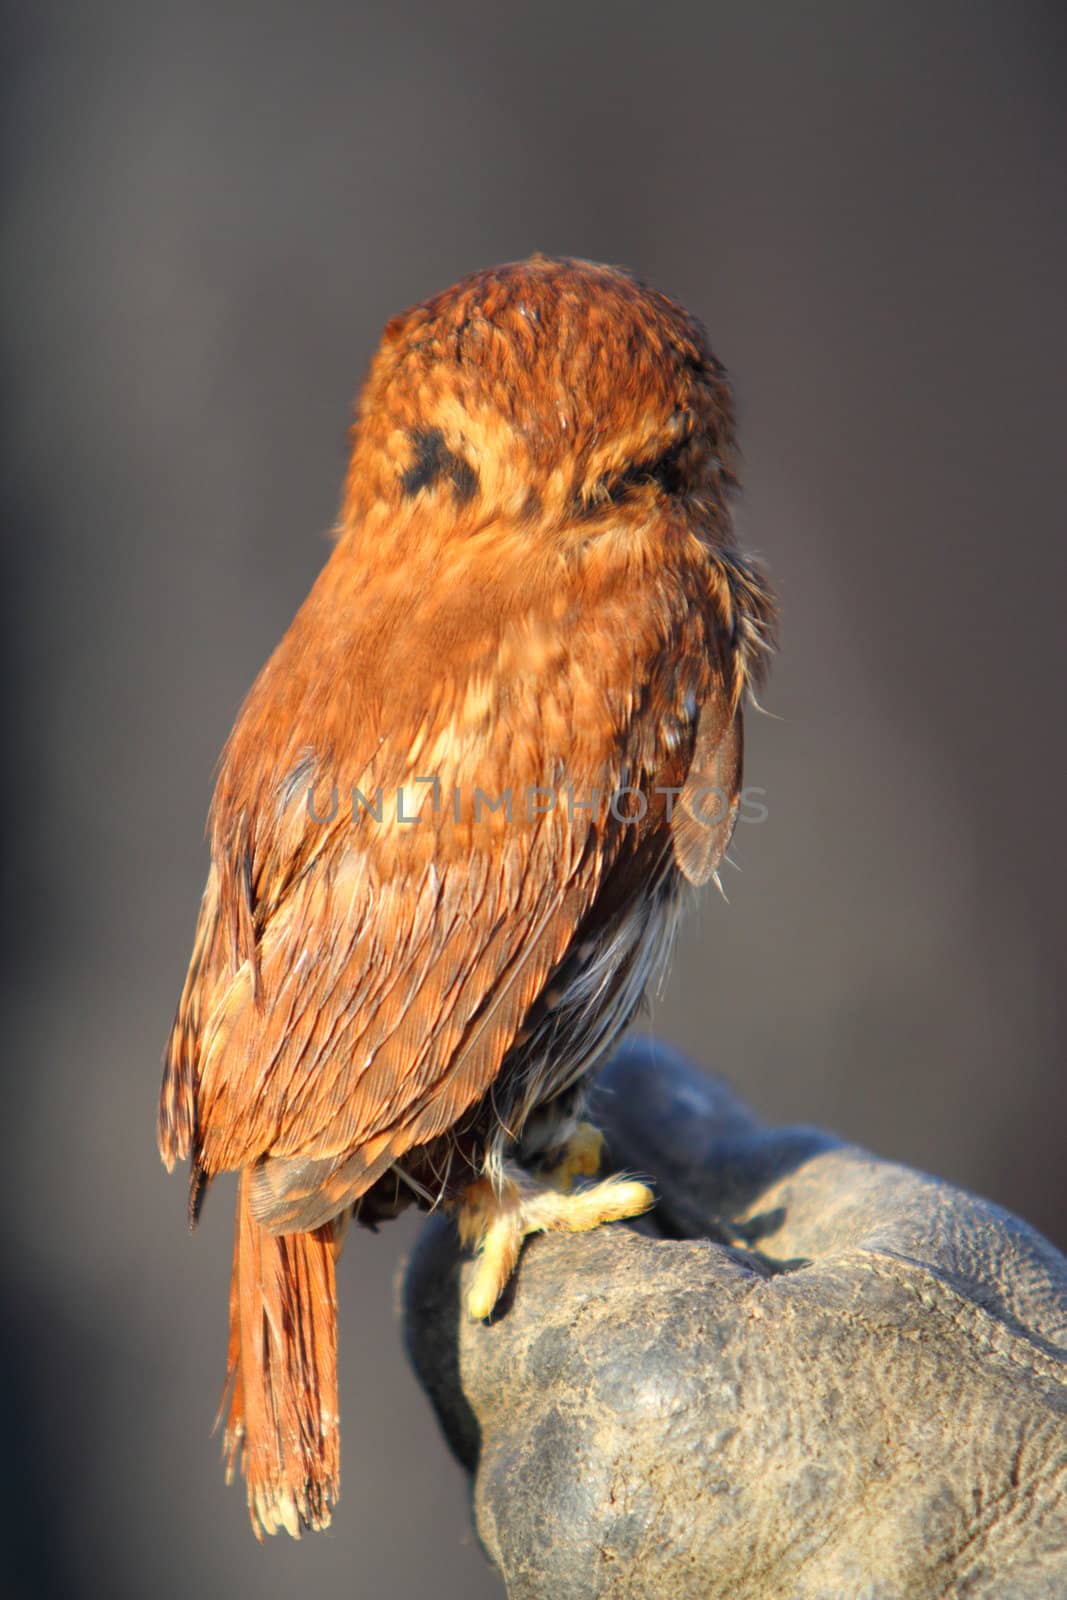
[457,1165,655,1320]
[549,1121,606,1190]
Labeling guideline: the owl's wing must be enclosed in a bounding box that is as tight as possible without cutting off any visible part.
[670,546,775,886]
[671,695,744,887]
[185,792,613,1223]
[158,862,227,1171]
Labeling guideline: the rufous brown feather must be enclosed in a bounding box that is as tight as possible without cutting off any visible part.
[158,254,776,1536]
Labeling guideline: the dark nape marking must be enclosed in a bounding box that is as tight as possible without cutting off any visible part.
[584,440,688,514]
[401,428,478,504]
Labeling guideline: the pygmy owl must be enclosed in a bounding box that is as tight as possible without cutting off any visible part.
[158,255,776,1537]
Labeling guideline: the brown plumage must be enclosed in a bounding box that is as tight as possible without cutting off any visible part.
[158,255,776,1538]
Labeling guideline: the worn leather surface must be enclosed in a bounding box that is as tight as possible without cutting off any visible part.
[403,1040,1067,1598]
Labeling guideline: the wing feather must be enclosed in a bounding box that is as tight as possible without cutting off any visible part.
[672,701,744,886]
[193,808,606,1202]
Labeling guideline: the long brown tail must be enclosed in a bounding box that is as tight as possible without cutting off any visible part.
[221,1170,342,1538]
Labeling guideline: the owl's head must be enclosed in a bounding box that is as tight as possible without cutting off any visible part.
[343,256,739,543]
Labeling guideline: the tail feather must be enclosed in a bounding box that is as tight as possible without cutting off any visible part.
[221,1170,342,1538]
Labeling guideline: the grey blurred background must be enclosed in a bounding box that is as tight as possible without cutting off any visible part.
[5,3,1066,1596]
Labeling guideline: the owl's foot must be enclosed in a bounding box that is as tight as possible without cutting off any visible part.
[545,1120,605,1190]
[458,1158,655,1321]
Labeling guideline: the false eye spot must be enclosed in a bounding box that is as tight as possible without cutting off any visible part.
[400,427,479,504]
[587,440,687,512]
